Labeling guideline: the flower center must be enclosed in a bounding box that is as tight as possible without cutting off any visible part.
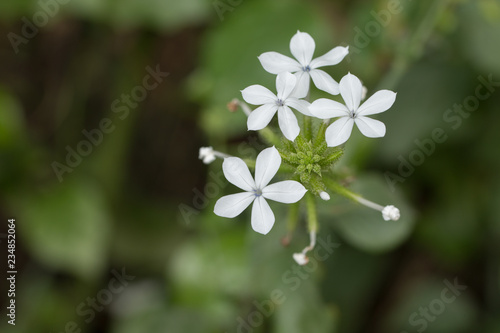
[302,65,311,72]
[348,110,356,119]
[253,189,263,197]
[276,99,285,106]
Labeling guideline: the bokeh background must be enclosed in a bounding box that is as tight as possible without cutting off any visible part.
[1,0,500,332]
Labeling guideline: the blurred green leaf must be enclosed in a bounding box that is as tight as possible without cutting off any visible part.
[0,88,26,148]
[169,228,251,301]
[13,178,111,279]
[274,280,338,333]
[460,1,500,75]
[383,277,478,333]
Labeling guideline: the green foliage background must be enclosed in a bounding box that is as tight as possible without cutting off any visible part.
[1,0,500,332]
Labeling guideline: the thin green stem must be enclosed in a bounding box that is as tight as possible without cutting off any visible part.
[313,120,328,148]
[324,177,384,211]
[324,177,358,202]
[303,116,312,141]
[305,192,318,233]
[287,202,300,232]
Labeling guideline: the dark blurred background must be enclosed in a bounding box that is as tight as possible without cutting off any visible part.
[1,0,500,332]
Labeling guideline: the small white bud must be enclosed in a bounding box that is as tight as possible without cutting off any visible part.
[199,147,216,164]
[293,253,309,265]
[382,205,400,221]
[319,191,330,201]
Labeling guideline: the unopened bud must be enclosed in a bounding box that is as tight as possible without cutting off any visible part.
[293,253,309,265]
[319,191,330,201]
[382,205,400,221]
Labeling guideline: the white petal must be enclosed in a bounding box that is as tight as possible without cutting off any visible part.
[262,181,307,203]
[325,117,354,147]
[357,90,397,116]
[247,104,278,131]
[254,146,281,189]
[309,69,340,95]
[310,46,349,69]
[258,52,301,74]
[339,73,363,112]
[251,196,275,234]
[285,97,312,116]
[276,72,297,100]
[214,192,255,218]
[222,157,256,192]
[291,71,310,99]
[354,116,386,138]
[277,106,300,141]
[309,98,349,119]
[241,85,277,105]
[290,31,315,66]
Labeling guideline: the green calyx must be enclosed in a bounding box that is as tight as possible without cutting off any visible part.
[277,125,344,195]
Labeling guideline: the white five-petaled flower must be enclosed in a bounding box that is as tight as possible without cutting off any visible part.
[214,147,307,235]
[310,73,397,147]
[258,31,349,98]
[241,72,311,141]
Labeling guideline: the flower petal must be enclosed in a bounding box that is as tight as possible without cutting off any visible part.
[262,180,307,203]
[291,71,310,99]
[255,146,281,189]
[258,52,301,74]
[290,31,315,66]
[309,98,349,119]
[325,117,354,147]
[354,116,386,138]
[247,104,278,131]
[285,97,312,116]
[241,85,276,105]
[277,106,300,141]
[310,46,349,68]
[309,69,340,95]
[214,192,255,218]
[222,157,256,191]
[357,90,397,116]
[276,72,297,100]
[339,73,363,112]
[251,196,275,234]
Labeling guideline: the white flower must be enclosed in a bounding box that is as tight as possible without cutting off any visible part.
[309,73,397,147]
[214,147,307,235]
[241,72,311,141]
[382,205,400,221]
[258,31,349,97]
